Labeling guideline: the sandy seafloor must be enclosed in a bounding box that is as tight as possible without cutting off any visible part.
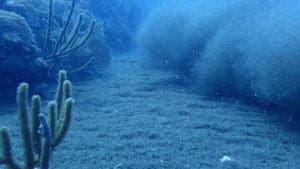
[0,56,300,169]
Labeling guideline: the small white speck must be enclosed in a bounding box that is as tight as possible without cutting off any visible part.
[220,155,233,163]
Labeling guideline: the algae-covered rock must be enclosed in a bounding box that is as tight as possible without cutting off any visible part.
[2,0,111,77]
[2,0,48,45]
[0,10,46,96]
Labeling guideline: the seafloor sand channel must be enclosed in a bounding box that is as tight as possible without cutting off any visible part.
[0,56,299,169]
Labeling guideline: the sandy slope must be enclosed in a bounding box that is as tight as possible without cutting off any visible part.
[0,56,299,169]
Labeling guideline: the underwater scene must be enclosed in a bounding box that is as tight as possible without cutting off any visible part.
[0,0,299,168]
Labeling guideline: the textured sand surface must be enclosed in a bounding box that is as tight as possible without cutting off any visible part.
[1,56,299,169]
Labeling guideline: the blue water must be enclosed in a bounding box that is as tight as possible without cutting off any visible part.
[0,0,299,169]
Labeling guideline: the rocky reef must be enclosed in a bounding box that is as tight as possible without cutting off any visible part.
[0,0,111,97]
[0,10,46,93]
